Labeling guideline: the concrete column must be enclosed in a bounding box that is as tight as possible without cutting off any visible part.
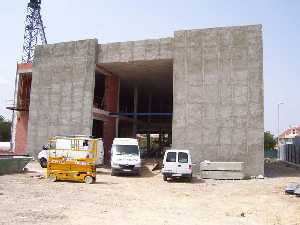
[115,78,120,138]
[158,130,163,158]
[167,132,172,147]
[147,133,151,153]
[147,93,152,152]
[159,130,163,147]
[14,112,29,155]
[132,86,138,137]
[103,75,119,164]
[147,93,152,123]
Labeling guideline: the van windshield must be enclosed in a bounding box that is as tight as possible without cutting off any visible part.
[115,145,139,155]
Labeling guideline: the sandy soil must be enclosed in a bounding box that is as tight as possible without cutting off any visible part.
[0,160,299,225]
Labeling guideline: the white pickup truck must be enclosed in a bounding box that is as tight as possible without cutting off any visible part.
[110,138,141,176]
[37,136,104,168]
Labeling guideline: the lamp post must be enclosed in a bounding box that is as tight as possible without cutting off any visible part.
[277,102,284,153]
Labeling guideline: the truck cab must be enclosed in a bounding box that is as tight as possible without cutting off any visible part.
[110,138,141,176]
[162,149,192,182]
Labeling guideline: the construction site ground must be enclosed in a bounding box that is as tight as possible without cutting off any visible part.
[0,160,299,225]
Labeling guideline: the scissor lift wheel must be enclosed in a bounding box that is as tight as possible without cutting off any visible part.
[84,175,94,184]
[48,174,57,182]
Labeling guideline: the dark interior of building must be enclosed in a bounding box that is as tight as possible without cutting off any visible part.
[93,72,105,109]
[92,59,173,155]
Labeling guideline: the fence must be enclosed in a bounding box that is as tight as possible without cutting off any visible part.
[264,149,278,158]
[279,144,300,164]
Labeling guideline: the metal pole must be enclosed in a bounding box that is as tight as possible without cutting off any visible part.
[132,86,138,137]
[277,102,284,157]
[10,63,19,151]
[277,103,280,159]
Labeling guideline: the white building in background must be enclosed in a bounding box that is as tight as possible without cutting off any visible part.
[278,125,300,145]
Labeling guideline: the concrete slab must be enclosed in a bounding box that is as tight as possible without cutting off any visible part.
[200,161,244,171]
[200,170,245,180]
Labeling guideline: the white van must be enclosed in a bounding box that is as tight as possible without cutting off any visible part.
[110,138,141,176]
[162,149,192,181]
[37,136,104,168]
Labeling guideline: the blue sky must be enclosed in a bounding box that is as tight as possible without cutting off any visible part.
[0,0,299,135]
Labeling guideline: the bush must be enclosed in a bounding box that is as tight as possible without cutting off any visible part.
[0,115,11,142]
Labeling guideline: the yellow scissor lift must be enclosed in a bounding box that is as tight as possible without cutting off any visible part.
[47,136,98,184]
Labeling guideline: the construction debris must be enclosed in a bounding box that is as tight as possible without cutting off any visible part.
[257,174,264,179]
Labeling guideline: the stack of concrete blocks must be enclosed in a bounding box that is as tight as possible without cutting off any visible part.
[200,161,245,179]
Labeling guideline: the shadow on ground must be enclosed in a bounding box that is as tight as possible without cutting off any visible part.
[166,176,205,184]
[96,159,160,178]
[264,160,300,178]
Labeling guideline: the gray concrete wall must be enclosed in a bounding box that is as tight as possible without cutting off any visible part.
[98,38,173,63]
[27,39,98,156]
[172,25,264,176]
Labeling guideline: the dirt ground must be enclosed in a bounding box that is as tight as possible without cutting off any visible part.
[0,160,299,225]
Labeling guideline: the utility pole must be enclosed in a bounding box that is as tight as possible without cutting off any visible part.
[277,102,284,151]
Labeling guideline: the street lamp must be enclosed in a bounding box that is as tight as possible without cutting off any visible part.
[277,102,284,151]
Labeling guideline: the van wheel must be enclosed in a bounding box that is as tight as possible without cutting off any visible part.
[84,176,94,184]
[111,169,116,176]
[187,174,193,182]
[40,158,47,168]
[163,175,167,181]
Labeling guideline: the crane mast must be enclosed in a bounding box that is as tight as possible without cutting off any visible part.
[22,0,47,63]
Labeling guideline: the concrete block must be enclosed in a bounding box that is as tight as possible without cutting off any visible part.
[200,161,244,171]
[200,170,245,180]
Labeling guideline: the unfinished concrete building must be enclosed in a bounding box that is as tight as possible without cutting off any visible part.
[11,25,264,176]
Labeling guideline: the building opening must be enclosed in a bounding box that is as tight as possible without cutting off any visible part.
[96,59,173,159]
[92,119,103,138]
[93,71,105,110]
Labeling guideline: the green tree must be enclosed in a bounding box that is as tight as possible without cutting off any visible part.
[264,131,276,150]
[0,115,11,142]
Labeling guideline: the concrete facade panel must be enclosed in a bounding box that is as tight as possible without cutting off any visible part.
[27,39,98,156]
[98,38,173,64]
[173,25,264,176]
